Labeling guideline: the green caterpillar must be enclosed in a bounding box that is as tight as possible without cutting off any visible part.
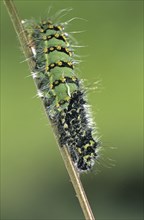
[23,17,99,172]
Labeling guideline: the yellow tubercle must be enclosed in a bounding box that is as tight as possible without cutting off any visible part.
[55,33,59,38]
[50,47,54,51]
[49,84,53,89]
[42,35,47,40]
[68,61,73,66]
[50,63,55,67]
[62,34,67,41]
[42,21,47,24]
[65,96,71,102]
[64,123,68,129]
[83,144,89,150]
[45,66,49,71]
[57,25,62,30]
[61,77,66,82]
[72,76,77,81]
[54,80,59,85]
[77,148,82,154]
[56,103,60,108]
[69,52,72,57]
[83,155,90,160]
[78,115,81,120]
[48,24,53,29]
[43,47,48,53]
[57,45,61,50]
[57,61,62,66]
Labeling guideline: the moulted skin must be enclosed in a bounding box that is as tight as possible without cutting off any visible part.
[23,18,99,172]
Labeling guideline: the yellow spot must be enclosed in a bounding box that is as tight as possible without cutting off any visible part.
[54,80,59,85]
[83,131,86,136]
[50,63,55,67]
[61,112,65,117]
[55,33,59,38]
[48,36,51,39]
[56,103,60,108]
[78,115,81,120]
[65,48,72,56]
[43,47,48,53]
[72,76,77,81]
[82,131,86,137]
[65,96,70,102]
[62,34,67,41]
[77,148,82,154]
[42,21,46,24]
[57,61,62,66]
[65,48,69,52]
[42,35,47,40]
[40,29,44,33]
[90,140,94,146]
[48,24,53,29]
[35,25,41,29]
[49,84,53,89]
[50,47,54,51]
[64,123,68,129]
[57,45,61,50]
[57,25,62,30]
[68,62,72,66]
[51,89,55,96]
[84,144,89,150]
[45,66,49,71]
[83,155,90,160]
[61,77,66,82]
[62,119,65,124]
[57,107,61,112]
[69,52,72,56]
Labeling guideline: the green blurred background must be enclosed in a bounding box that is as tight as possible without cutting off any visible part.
[0,0,143,219]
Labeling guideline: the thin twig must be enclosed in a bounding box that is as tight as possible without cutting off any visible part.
[3,1,95,219]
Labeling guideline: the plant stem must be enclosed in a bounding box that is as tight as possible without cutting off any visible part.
[3,1,96,219]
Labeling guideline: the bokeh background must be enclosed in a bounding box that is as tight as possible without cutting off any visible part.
[1,0,143,220]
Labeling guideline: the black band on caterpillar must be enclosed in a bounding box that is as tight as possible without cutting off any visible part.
[49,61,74,71]
[47,46,72,56]
[40,33,67,42]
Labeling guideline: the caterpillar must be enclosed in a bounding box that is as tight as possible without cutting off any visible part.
[22,16,99,172]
